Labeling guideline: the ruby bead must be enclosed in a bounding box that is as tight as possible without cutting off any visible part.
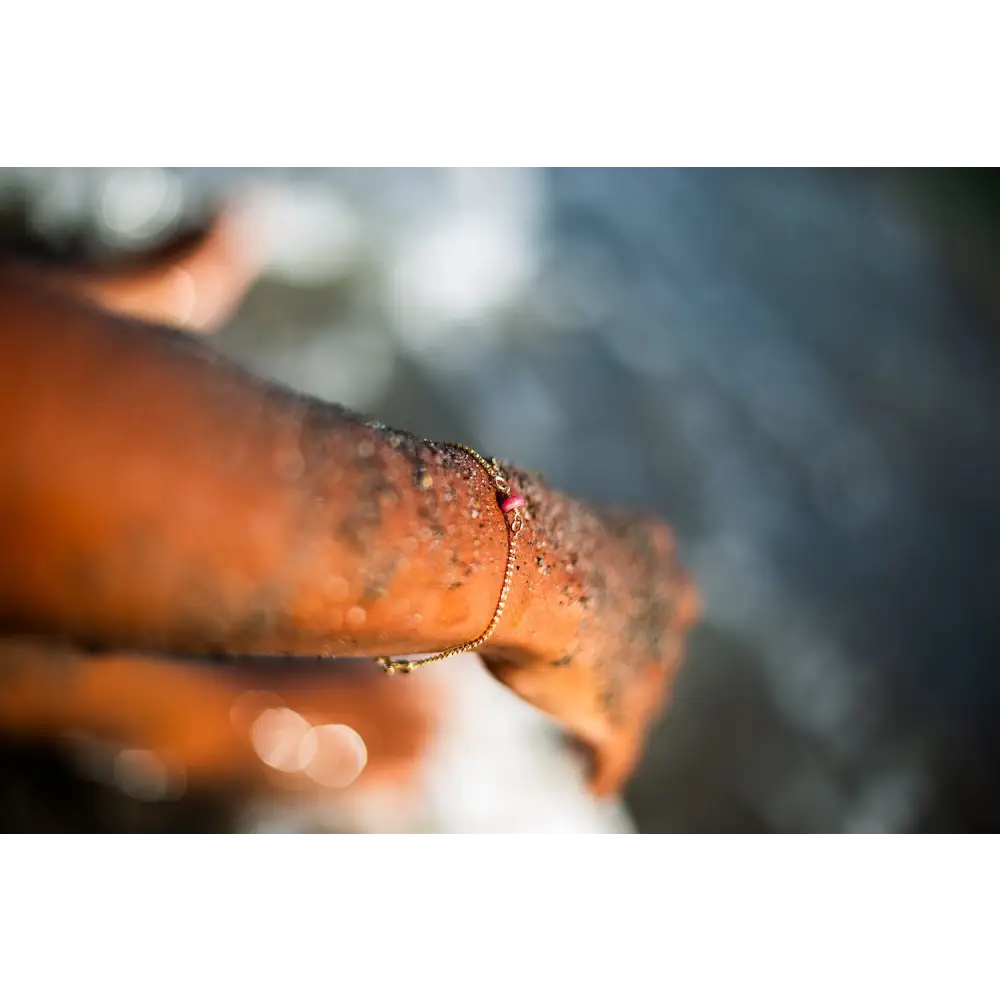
[501,494,525,512]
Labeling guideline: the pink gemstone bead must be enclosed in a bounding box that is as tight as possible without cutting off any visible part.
[501,494,525,513]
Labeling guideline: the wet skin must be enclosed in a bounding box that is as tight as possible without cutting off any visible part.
[0,265,698,794]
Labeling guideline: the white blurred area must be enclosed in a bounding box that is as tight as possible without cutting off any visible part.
[242,657,633,835]
[383,169,541,346]
[3,167,191,255]
[220,168,545,407]
[0,166,545,389]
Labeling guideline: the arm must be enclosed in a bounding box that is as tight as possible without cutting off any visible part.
[0,266,697,793]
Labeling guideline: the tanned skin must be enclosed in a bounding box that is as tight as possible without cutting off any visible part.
[54,207,263,333]
[0,245,697,797]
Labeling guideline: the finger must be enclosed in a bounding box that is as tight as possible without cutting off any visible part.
[0,637,441,792]
[482,646,682,799]
[586,661,673,797]
[54,198,266,333]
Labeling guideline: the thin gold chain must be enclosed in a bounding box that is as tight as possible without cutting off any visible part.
[376,443,524,676]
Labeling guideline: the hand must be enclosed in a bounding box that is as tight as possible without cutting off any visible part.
[481,489,699,795]
[0,638,400,796]
[0,262,698,802]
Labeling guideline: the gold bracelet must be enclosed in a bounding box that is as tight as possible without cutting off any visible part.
[376,443,525,676]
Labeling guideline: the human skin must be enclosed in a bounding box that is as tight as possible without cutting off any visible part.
[0,263,698,795]
[53,207,263,333]
[0,637,438,791]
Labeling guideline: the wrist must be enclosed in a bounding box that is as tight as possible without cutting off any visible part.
[281,425,506,658]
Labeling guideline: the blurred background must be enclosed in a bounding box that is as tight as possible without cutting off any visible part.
[1,167,999,832]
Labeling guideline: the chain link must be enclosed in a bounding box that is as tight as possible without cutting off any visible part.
[376,444,523,676]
